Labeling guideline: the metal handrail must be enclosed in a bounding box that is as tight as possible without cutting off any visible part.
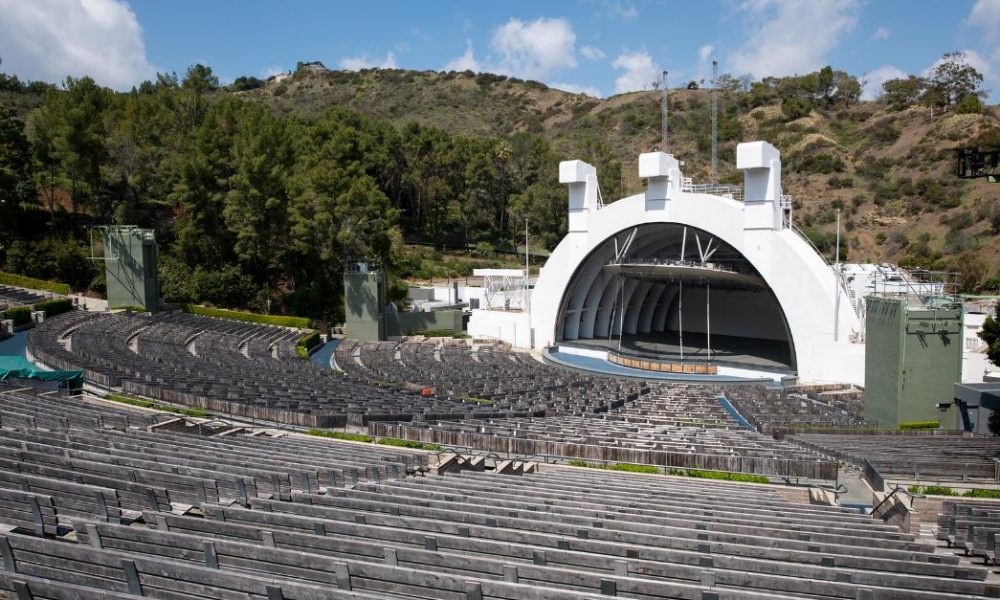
[871,484,920,519]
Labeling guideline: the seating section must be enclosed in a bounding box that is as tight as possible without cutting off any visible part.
[937,500,1000,565]
[338,339,648,413]
[0,285,52,312]
[372,386,839,479]
[28,312,653,429]
[722,384,867,434]
[790,433,1000,483]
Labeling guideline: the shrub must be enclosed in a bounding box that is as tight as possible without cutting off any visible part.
[667,468,770,484]
[34,297,73,317]
[109,305,148,313]
[409,329,469,338]
[0,271,70,295]
[376,438,443,451]
[296,331,321,359]
[962,488,1000,499]
[3,306,32,326]
[568,460,659,474]
[182,304,310,328]
[306,429,374,443]
[899,420,939,430]
[909,485,957,496]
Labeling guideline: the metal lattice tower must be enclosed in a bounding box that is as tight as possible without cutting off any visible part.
[711,60,719,185]
[660,70,668,153]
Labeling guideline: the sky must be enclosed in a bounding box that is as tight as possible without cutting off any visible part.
[0,0,998,102]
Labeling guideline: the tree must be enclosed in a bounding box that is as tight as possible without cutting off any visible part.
[980,302,1000,368]
[182,64,219,94]
[881,76,924,111]
[231,76,264,92]
[979,302,1000,436]
[924,52,984,107]
[0,105,34,226]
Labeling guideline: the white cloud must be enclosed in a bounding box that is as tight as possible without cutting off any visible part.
[490,17,576,80]
[580,45,606,61]
[0,0,154,90]
[698,44,715,62]
[968,0,1000,41]
[860,65,907,100]
[872,26,890,40]
[549,81,601,97]
[728,0,859,78]
[338,51,397,71]
[444,41,479,72]
[595,1,638,20]
[612,50,660,94]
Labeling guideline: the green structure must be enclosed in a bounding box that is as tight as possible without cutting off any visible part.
[99,226,159,314]
[864,296,963,429]
[344,266,387,342]
[343,264,464,342]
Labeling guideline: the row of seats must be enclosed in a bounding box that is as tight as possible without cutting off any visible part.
[370,387,839,479]
[721,383,867,434]
[337,339,651,414]
[789,433,1000,483]
[937,500,1000,565]
[27,312,558,427]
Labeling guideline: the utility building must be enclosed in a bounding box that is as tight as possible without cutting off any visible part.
[100,226,159,314]
[864,293,963,429]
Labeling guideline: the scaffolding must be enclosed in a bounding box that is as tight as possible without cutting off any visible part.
[473,269,529,312]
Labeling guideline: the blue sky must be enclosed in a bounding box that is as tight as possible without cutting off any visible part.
[1,0,998,101]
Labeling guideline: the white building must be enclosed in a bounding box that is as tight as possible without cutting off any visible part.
[469,141,867,384]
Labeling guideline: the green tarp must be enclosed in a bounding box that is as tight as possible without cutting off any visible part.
[0,355,82,382]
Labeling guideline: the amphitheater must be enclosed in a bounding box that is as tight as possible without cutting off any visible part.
[0,298,994,600]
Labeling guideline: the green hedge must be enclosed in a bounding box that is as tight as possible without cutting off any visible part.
[34,297,73,317]
[909,485,1000,498]
[569,460,660,474]
[306,429,374,443]
[3,306,32,327]
[376,438,443,451]
[304,430,442,451]
[409,329,470,339]
[296,331,321,360]
[667,468,770,484]
[899,420,940,430]
[109,305,148,313]
[0,272,70,295]
[182,303,310,328]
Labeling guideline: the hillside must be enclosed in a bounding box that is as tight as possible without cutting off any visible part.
[247,68,1000,285]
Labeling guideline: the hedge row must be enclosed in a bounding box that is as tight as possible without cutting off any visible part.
[305,429,442,451]
[181,303,310,328]
[569,460,660,474]
[899,420,940,430]
[296,331,321,359]
[34,298,73,318]
[3,306,32,327]
[105,393,212,418]
[0,272,70,295]
[909,485,1000,498]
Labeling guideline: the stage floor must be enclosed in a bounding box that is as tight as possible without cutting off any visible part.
[560,331,794,372]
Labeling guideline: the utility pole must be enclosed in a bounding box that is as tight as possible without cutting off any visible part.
[661,70,669,153]
[524,219,530,316]
[711,60,718,186]
[834,209,841,342]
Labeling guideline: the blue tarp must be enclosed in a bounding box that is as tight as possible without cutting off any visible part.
[0,355,83,382]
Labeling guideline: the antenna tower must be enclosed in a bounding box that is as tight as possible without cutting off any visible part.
[711,60,719,185]
[660,70,668,153]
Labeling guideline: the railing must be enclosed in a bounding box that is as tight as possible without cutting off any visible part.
[862,457,885,493]
[681,179,745,201]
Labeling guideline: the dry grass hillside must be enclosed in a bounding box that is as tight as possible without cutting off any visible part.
[247,68,1000,285]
